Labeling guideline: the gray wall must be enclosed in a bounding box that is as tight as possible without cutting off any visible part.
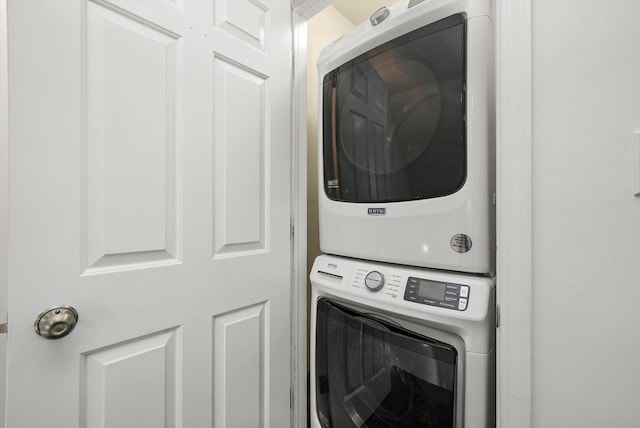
[532,1,640,426]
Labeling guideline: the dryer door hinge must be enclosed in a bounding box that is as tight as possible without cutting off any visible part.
[290,219,295,239]
[495,304,500,329]
[0,323,7,334]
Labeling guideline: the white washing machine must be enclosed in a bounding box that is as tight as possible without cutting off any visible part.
[310,255,495,428]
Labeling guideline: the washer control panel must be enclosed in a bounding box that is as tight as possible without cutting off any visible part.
[404,277,469,311]
[311,255,493,315]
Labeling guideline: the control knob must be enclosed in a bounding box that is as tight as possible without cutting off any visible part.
[364,271,385,292]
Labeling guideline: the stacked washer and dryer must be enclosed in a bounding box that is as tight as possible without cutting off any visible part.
[309,1,496,427]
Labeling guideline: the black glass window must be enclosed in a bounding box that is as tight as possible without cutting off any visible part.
[322,14,466,203]
[315,299,457,428]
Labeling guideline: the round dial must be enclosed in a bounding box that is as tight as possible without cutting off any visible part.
[364,271,385,292]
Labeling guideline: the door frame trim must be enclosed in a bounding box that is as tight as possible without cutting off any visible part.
[495,0,533,426]
[291,4,311,428]
[0,0,9,425]
[290,2,331,427]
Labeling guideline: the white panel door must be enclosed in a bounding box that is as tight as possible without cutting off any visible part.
[5,0,292,427]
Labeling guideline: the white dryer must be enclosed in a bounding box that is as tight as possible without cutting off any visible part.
[317,0,495,274]
[310,255,495,428]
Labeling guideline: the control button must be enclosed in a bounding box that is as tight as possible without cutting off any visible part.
[458,298,467,311]
[364,271,385,292]
[460,286,469,298]
[370,7,390,26]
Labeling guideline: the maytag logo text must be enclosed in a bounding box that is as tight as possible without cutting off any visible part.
[367,208,386,216]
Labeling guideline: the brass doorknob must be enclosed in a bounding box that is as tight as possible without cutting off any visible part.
[34,306,79,339]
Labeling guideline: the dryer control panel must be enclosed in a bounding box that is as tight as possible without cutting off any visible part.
[404,277,469,311]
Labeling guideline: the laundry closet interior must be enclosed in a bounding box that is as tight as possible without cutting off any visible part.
[306,1,496,426]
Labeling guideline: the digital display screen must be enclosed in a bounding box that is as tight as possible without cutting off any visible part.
[417,280,447,301]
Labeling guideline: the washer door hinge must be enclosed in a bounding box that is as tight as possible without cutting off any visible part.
[290,219,295,239]
[0,323,7,334]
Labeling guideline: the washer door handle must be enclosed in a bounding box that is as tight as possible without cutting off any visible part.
[355,315,392,332]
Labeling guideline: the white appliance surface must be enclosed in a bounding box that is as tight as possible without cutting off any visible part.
[310,254,496,427]
[317,0,495,274]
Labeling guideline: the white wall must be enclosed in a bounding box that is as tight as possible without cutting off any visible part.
[532,1,640,426]
[306,6,353,276]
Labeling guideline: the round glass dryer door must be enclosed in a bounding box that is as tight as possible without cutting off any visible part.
[322,14,466,203]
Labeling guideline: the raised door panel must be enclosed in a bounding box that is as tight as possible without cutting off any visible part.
[82,328,181,428]
[212,55,267,258]
[83,0,182,274]
[215,0,268,52]
[213,303,267,428]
